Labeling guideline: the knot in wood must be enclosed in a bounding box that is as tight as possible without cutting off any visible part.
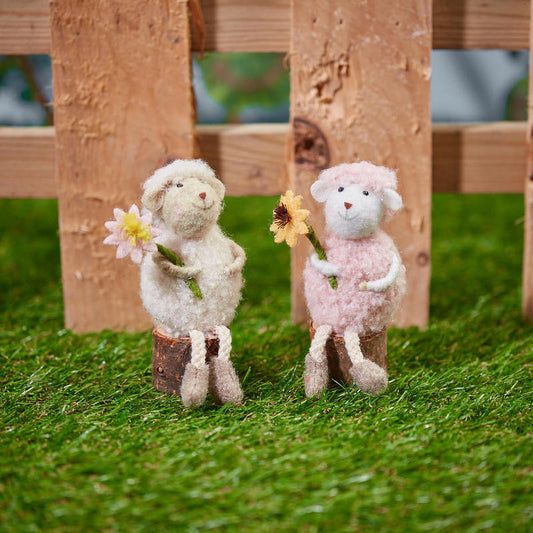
[416,252,430,266]
[293,118,330,170]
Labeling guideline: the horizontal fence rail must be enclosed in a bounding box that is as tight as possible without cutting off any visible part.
[0,0,530,54]
[0,122,527,199]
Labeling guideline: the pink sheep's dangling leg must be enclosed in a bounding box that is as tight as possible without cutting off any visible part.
[344,329,388,396]
[181,330,210,407]
[304,324,332,398]
[208,325,243,405]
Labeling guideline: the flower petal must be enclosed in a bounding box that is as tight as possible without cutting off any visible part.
[129,204,140,216]
[144,241,157,253]
[293,220,309,235]
[269,221,280,233]
[103,234,121,245]
[116,242,131,259]
[285,232,298,248]
[104,220,119,231]
[130,247,143,264]
[113,207,125,220]
[274,227,288,244]
[139,212,152,226]
[292,209,310,223]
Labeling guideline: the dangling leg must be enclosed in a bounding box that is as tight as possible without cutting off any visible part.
[344,329,388,395]
[181,330,209,407]
[304,324,332,398]
[208,325,243,405]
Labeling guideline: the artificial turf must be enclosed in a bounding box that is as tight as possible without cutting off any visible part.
[0,194,531,532]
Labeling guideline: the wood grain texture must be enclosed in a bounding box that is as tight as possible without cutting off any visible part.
[289,0,432,329]
[433,122,527,194]
[1,0,529,54]
[433,0,529,50]
[196,124,287,195]
[523,2,533,321]
[1,123,527,199]
[49,0,195,332]
[0,0,51,54]
[0,126,56,198]
[192,0,291,52]
[152,327,219,396]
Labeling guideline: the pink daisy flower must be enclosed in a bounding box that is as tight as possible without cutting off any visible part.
[104,205,161,264]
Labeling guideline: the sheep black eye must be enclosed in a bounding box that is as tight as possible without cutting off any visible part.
[176,183,183,188]
[362,190,369,196]
[338,187,344,192]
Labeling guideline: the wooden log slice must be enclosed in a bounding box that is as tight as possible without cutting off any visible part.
[152,327,219,396]
[309,324,387,386]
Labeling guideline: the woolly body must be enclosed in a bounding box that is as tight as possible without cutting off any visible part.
[139,159,245,406]
[302,161,405,397]
[140,225,243,337]
[304,229,406,336]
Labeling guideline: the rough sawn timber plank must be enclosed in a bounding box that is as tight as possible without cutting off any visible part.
[0,123,527,199]
[1,0,530,54]
[523,1,533,321]
[49,0,195,332]
[289,0,432,329]
[432,122,527,194]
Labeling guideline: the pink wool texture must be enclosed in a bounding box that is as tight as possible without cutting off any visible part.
[303,161,406,337]
[304,230,406,336]
[318,161,396,190]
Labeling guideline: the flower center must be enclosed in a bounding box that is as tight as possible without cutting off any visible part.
[120,212,152,246]
[273,204,291,228]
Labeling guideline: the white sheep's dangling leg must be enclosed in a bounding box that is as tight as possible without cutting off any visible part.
[208,325,243,405]
[304,324,332,398]
[181,330,210,407]
[345,329,388,396]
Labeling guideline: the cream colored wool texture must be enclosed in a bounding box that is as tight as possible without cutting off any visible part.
[140,159,245,407]
[309,324,332,362]
[140,159,246,338]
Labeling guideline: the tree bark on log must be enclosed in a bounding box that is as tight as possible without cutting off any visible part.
[309,324,387,386]
[152,327,219,396]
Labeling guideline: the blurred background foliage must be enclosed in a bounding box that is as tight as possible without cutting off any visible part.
[0,50,529,126]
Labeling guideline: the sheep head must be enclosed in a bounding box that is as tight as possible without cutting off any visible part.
[142,159,225,239]
[310,161,402,240]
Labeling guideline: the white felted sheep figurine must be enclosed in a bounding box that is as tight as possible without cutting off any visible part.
[140,159,245,407]
[303,161,406,397]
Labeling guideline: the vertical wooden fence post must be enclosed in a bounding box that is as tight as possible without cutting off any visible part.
[523,2,533,321]
[289,0,432,328]
[49,0,195,332]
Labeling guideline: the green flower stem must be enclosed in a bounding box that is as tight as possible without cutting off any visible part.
[304,222,338,290]
[156,244,203,300]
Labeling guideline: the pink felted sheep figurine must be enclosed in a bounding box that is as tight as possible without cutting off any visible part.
[303,161,406,397]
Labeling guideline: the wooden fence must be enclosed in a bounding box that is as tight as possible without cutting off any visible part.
[0,0,532,332]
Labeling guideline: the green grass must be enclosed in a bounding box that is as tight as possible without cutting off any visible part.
[0,194,531,532]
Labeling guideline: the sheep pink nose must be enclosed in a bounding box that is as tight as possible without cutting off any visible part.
[344,202,352,209]
[199,192,206,200]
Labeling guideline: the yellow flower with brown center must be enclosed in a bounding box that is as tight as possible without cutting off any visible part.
[270,190,310,248]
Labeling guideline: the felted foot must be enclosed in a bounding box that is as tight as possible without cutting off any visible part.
[181,362,209,407]
[349,359,388,396]
[304,352,329,398]
[208,357,243,405]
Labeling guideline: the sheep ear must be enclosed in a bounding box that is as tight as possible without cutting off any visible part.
[141,185,166,213]
[210,178,226,199]
[382,188,402,212]
[310,180,330,203]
